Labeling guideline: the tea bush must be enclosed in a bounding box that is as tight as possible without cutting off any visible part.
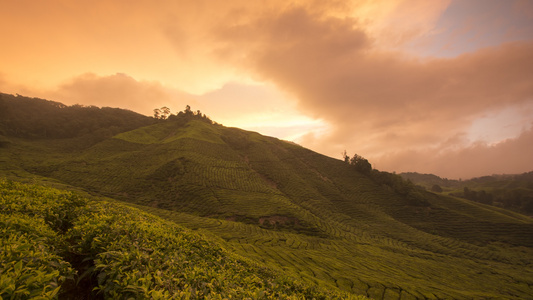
[0,180,77,299]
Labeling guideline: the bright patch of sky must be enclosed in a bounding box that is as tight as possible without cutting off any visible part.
[191,82,329,141]
[467,103,533,145]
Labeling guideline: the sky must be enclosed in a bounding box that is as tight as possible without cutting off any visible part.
[1,0,532,179]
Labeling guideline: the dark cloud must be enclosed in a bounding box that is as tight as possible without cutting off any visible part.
[201,3,533,177]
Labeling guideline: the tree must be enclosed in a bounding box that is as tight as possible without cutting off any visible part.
[153,107,171,119]
[160,107,171,119]
[153,108,161,119]
[341,150,349,163]
[349,154,372,174]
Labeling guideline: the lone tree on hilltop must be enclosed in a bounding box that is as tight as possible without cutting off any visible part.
[342,150,350,163]
[350,154,372,174]
[343,151,372,175]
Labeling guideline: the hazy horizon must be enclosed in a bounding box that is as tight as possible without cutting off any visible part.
[1,0,532,179]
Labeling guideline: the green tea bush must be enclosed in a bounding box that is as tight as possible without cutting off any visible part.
[0,179,87,233]
[0,232,72,299]
[0,179,77,299]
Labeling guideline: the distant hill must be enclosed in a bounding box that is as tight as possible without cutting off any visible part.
[1,93,533,299]
[401,171,533,215]
[0,93,155,142]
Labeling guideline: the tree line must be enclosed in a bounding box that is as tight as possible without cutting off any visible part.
[153,105,216,125]
[453,187,533,214]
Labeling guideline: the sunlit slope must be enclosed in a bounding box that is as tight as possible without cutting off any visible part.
[61,120,324,232]
[2,116,533,299]
[41,118,533,244]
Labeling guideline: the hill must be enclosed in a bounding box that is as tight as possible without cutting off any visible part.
[0,93,155,145]
[1,93,533,299]
[401,171,533,215]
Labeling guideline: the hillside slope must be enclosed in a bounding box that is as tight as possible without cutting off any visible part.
[1,96,533,299]
[0,93,155,143]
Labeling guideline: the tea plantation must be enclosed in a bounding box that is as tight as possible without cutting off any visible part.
[0,179,365,299]
[1,95,533,299]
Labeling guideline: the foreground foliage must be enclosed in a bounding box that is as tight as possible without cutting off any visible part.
[0,179,84,298]
[0,179,364,299]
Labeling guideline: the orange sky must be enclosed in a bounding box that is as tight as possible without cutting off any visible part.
[1,0,532,179]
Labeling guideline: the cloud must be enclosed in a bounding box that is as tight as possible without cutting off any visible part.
[375,124,533,179]
[348,0,451,48]
[288,41,533,158]
[188,1,533,177]
[45,74,321,141]
[48,73,188,115]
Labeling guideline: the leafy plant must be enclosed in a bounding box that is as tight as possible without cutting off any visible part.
[0,179,78,299]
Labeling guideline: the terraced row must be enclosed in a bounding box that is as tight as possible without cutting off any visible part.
[136,203,533,299]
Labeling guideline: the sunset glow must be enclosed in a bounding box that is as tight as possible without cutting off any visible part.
[1,0,532,178]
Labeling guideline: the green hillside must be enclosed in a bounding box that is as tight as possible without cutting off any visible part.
[0,93,155,143]
[1,94,533,299]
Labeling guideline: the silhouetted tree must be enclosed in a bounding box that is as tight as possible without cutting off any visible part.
[160,107,171,119]
[153,108,161,119]
[341,150,349,163]
[350,154,372,174]
[153,107,171,119]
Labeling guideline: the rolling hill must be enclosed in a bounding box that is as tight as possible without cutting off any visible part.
[1,93,533,299]
[401,172,533,216]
